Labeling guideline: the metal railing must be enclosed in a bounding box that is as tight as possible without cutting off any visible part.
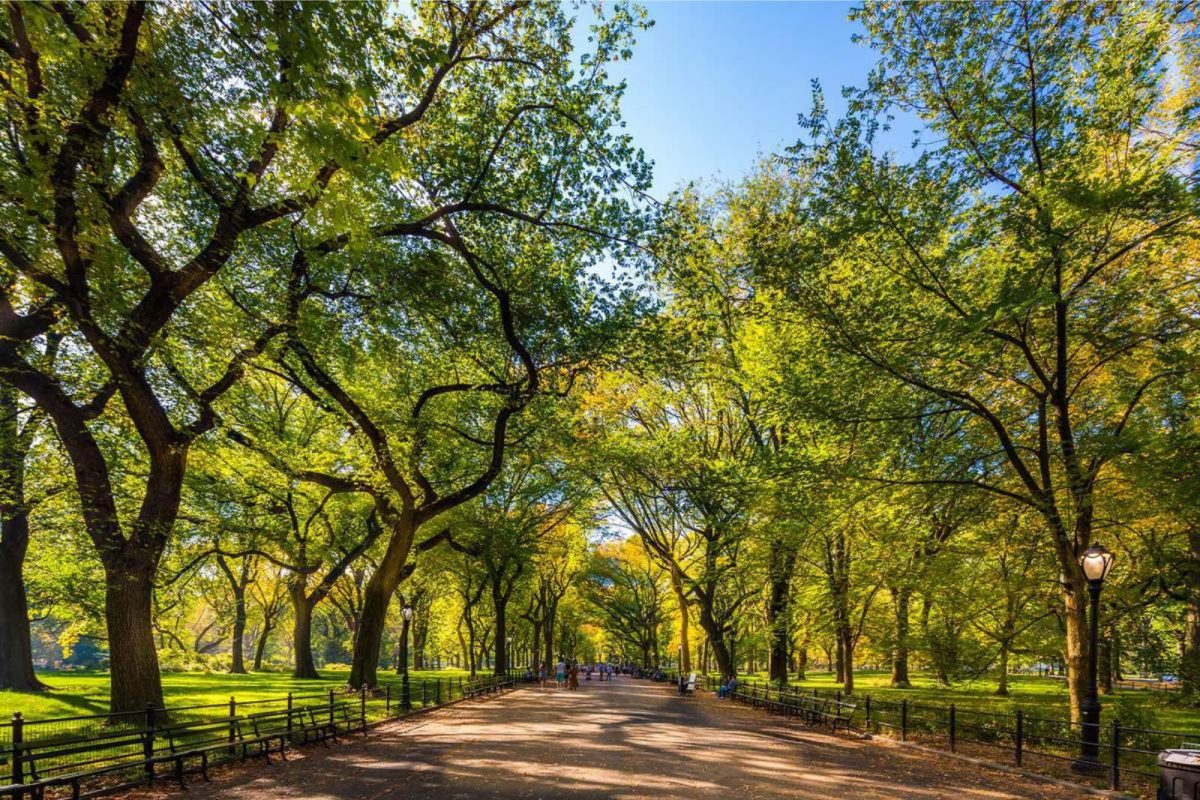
[1,674,515,799]
[711,677,1197,797]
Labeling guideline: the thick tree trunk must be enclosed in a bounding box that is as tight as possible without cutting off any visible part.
[890,587,912,688]
[105,561,165,715]
[0,533,44,691]
[0,510,44,691]
[795,641,808,682]
[767,545,796,686]
[1061,575,1089,723]
[696,598,733,676]
[291,586,319,680]
[348,517,413,688]
[228,580,247,674]
[840,624,855,694]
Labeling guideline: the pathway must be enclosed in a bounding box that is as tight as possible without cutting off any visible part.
[144,676,1093,799]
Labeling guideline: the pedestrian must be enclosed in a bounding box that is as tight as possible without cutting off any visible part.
[569,662,579,690]
[538,662,547,689]
[556,657,566,688]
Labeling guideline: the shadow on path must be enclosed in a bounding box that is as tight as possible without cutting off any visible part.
[140,676,1089,799]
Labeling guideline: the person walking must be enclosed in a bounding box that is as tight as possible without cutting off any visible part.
[555,657,566,689]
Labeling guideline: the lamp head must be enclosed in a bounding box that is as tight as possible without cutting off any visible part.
[402,605,413,621]
[1078,544,1115,584]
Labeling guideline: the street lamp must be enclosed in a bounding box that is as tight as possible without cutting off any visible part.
[401,605,413,711]
[506,635,513,676]
[1073,544,1115,773]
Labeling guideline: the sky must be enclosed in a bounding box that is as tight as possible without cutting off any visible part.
[590,1,901,198]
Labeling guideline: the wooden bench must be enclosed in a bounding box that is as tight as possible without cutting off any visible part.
[1,721,210,799]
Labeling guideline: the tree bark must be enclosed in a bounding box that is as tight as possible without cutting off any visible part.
[105,558,165,715]
[767,543,796,686]
[670,566,691,672]
[290,582,319,679]
[493,594,508,677]
[996,643,1010,696]
[348,515,414,687]
[253,621,273,671]
[890,587,912,688]
[0,528,44,691]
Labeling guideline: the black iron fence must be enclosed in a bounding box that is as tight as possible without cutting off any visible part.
[710,677,1197,797]
[1,673,515,799]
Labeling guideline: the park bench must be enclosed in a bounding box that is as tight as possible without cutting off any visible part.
[681,675,697,696]
[0,719,209,799]
[806,698,857,732]
[329,700,367,737]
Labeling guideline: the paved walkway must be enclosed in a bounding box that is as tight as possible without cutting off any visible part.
[148,677,1091,799]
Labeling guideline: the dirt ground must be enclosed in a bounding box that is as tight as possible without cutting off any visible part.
[128,675,1098,799]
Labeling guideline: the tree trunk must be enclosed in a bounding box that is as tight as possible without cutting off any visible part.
[0,533,44,691]
[1060,563,1090,723]
[543,601,557,671]
[890,587,912,688]
[291,585,319,680]
[840,623,855,694]
[695,599,732,676]
[1099,629,1113,695]
[767,545,796,686]
[795,641,808,682]
[348,516,413,688]
[670,566,691,673]
[0,508,45,691]
[1181,529,1200,698]
[253,622,273,671]
[105,561,165,715]
[493,595,508,677]
[996,643,1010,696]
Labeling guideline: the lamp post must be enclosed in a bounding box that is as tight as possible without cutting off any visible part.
[1073,544,1115,773]
[506,635,513,676]
[401,605,413,711]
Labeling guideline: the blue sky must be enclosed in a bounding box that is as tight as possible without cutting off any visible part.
[592,1,897,198]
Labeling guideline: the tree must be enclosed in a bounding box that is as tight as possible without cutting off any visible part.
[753,2,1199,719]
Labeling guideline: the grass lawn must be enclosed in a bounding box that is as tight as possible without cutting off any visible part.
[737,669,1200,734]
[0,668,476,721]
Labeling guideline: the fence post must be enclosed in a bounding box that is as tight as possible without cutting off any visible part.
[1109,719,1120,791]
[360,684,367,733]
[228,697,236,756]
[836,690,842,706]
[865,695,871,732]
[436,678,442,705]
[11,712,23,788]
[287,692,294,737]
[459,677,463,697]
[949,704,956,752]
[143,703,156,781]
[1015,709,1023,767]
[328,689,335,728]
[422,680,427,706]
[901,699,908,742]
[385,685,391,717]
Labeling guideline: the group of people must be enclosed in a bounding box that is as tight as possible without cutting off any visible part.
[527,659,619,689]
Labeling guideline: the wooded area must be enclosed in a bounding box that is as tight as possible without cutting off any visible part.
[0,0,1196,737]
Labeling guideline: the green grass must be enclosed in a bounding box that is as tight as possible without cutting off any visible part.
[736,669,1200,734]
[0,668,476,721]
